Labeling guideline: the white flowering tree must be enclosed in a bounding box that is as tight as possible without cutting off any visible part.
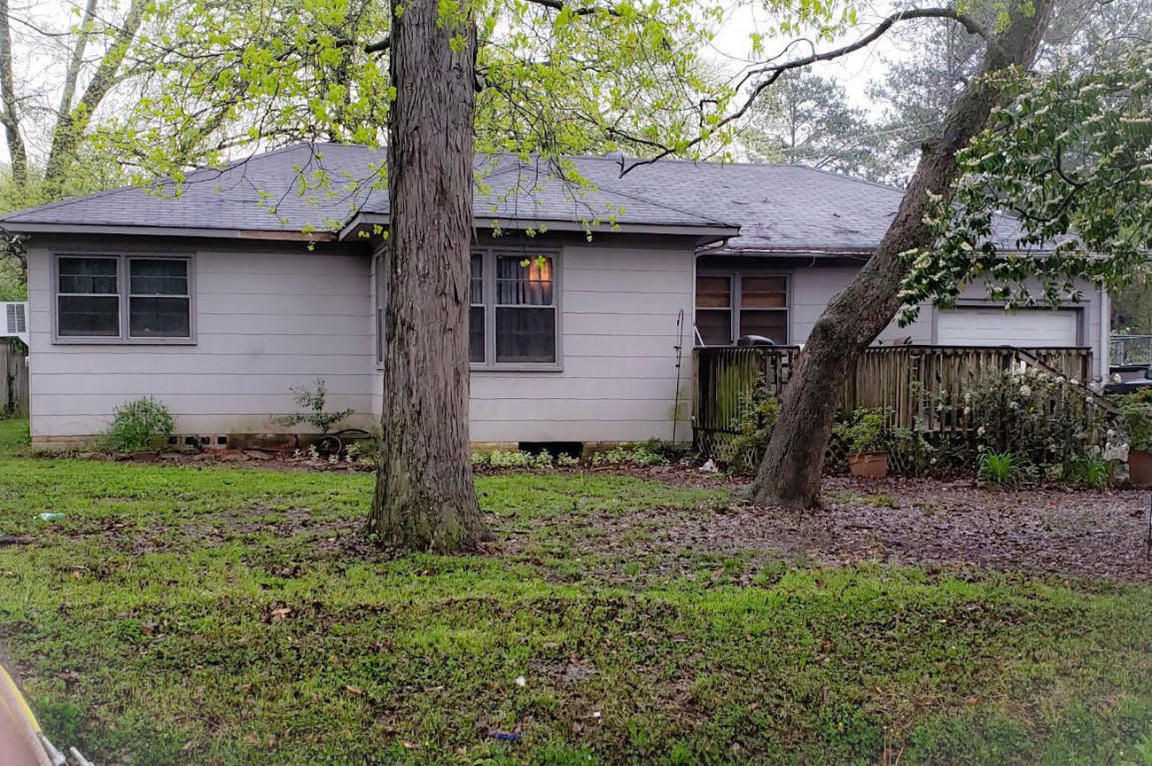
[899,46,1152,321]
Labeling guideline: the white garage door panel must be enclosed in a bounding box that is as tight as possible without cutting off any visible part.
[937,308,1079,346]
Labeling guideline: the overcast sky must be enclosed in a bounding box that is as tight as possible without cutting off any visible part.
[6,0,913,166]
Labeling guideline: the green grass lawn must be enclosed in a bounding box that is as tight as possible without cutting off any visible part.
[1,417,1151,764]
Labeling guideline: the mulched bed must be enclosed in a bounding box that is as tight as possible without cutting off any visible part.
[548,477,1152,584]
[74,450,1152,582]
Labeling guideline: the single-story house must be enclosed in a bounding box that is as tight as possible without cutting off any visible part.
[0,142,1110,448]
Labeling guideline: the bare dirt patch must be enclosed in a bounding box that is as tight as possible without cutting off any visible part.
[505,477,1152,583]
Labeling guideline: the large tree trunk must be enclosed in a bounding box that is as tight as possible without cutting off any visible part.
[366,0,489,551]
[750,0,1053,509]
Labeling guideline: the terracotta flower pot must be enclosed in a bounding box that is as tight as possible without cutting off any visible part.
[848,451,888,479]
[1129,449,1152,487]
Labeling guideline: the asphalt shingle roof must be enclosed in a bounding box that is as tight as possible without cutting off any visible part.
[0,141,1024,252]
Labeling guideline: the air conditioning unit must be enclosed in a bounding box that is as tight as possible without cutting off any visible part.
[0,302,28,345]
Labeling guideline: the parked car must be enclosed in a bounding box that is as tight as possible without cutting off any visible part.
[1105,365,1152,395]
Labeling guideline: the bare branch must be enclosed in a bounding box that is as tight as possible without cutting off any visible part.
[0,0,27,187]
[58,0,100,118]
[619,7,1003,175]
[45,0,147,186]
[522,0,623,16]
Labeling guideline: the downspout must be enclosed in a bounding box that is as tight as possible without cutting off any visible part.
[1099,288,1110,382]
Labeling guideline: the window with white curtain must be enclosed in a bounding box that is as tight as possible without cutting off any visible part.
[470,248,559,367]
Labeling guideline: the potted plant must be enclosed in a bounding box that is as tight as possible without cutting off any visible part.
[835,408,891,479]
[1118,398,1152,486]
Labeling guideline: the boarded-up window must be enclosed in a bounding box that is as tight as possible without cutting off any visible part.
[739,276,787,343]
[695,272,788,345]
[695,275,732,345]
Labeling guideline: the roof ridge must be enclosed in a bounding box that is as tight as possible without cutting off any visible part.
[472,155,735,227]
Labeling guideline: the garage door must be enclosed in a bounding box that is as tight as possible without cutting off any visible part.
[936,308,1079,346]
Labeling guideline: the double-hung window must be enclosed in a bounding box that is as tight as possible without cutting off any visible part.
[470,248,559,367]
[695,271,788,345]
[55,254,193,342]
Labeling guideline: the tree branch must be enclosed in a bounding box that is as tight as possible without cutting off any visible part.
[618,7,1003,175]
[350,0,619,56]
[0,0,27,187]
[58,0,100,118]
[45,0,147,186]
[521,0,623,16]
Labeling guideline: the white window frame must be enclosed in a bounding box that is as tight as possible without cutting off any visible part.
[52,253,196,345]
[695,270,790,346]
[472,246,562,372]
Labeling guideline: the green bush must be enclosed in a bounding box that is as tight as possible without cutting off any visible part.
[98,397,175,452]
[721,384,780,473]
[1063,455,1113,489]
[965,368,1111,468]
[1118,398,1152,452]
[886,418,938,476]
[276,379,354,435]
[978,451,1021,485]
[472,449,553,469]
[590,444,666,467]
[834,408,890,456]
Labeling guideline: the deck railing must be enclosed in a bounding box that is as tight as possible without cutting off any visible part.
[693,344,1096,455]
[1111,335,1152,367]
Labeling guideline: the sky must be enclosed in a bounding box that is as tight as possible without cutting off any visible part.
[4,0,916,166]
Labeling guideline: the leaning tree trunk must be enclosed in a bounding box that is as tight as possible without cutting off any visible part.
[750,0,1053,509]
[367,0,489,551]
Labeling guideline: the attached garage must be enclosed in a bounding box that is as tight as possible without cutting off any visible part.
[935,307,1081,347]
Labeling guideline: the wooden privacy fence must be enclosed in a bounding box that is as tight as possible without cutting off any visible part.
[0,342,28,418]
[693,344,1095,455]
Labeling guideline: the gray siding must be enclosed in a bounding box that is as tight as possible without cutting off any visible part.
[369,241,696,444]
[27,241,376,442]
[789,265,1108,380]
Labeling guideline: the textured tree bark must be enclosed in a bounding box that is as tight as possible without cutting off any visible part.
[366,0,490,551]
[750,0,1053,509]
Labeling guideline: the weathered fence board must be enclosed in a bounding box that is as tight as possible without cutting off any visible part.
[1,343,29,418]
[693,344,1095,455]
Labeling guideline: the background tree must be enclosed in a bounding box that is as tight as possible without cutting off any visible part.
[898,45,1152,324]
[739,69,883,179]
[869,0,1152,183]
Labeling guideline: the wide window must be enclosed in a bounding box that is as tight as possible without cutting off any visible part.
[471,248,558,367]
[55,254,193,342]
[695,272,788,345]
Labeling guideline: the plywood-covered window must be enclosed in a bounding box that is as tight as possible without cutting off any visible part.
[694,275,732,346]
[470,248,560,368]
[55,254,194,343]
[695,271,788,345]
